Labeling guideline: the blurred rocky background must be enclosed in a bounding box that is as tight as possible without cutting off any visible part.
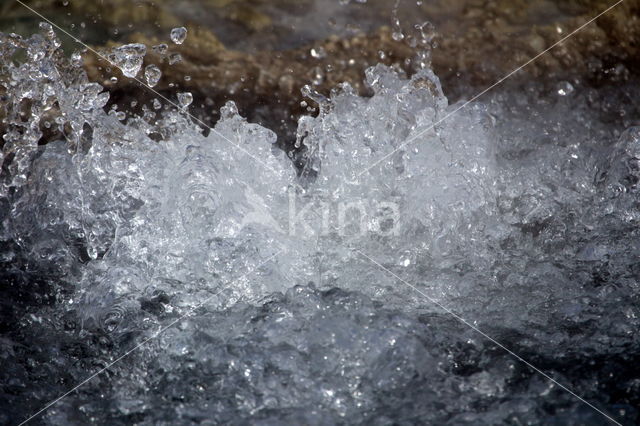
[2,0,639,142]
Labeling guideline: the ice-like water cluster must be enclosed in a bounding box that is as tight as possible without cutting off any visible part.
[2,26,639,424]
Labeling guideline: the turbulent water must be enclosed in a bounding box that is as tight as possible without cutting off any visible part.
[1,25,640,425]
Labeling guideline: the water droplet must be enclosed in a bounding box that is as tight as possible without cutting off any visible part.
[170,27,187,45]
[71,52,83,67]
[144,64,162,87]
[39,22,56,41]
[152,44,168,55]
[392,30,404,41]
[556,81,574,97]
[177,92,193,108]
[391,0,404,41]
[311,66,324,85]
[168,53,182,65]
[310,47,326,59]
[108,43,146,78]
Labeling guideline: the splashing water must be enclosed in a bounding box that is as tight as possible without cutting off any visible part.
[1,26,639,424]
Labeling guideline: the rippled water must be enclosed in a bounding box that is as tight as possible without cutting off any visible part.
[1,10,640,425]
